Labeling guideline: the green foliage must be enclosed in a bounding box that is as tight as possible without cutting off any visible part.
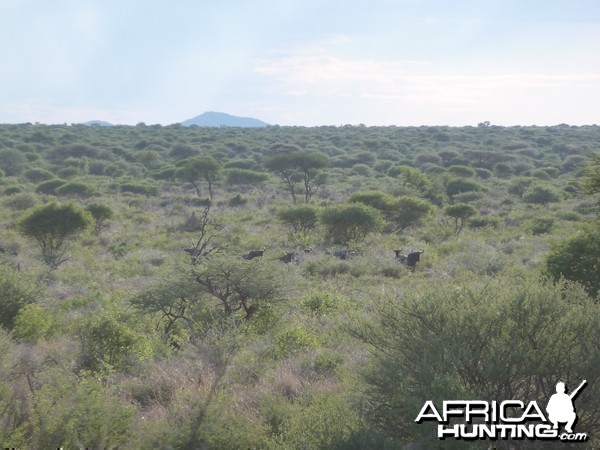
[0,269,38,330]
[55,181,95,197]
[358,276,600,445]
[2,186,22,195]
[493,162,514,178]
[19,201,91,268]
[23,167,55,183]
[303,258,368,278]
[120,182,159,195]
[169,143,200,160]
[320,203,382,244]
[302,288,349,315]
[56,166,80,179]
[78,313,152,373]
[265,150,329,202]
[3,192,37,210]
[444,203,477,234]
[447,165,476,178]
[395,166,432,191]
[13,304,53,340]
[131,273,206,341]
[35,178,67,195]
[228,193,248,207]
[390,196,433,231]
[522,183,561,204]
[507,176,534,197]
[272,325,321,358]
[0,148,28,175]
[177,156,222,198]
[545,224,600,297]
[528,217,554,235]
[30,371,135,449]
[193,255,282,317]
[348,190,396,216]
[277,204,319,234]
[445,178,486,199]
[225,168,268,185]
[0,123,599,447]
[85,203,113,236]
[272,393,361,448]
[468,215,501,229]
[583,153,600,195]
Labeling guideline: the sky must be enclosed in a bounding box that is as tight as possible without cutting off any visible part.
[1,0,600,126]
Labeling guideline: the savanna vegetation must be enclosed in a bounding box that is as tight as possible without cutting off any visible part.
[0,122,599,449]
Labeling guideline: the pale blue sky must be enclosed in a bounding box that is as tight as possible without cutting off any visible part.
[2,0,599,126]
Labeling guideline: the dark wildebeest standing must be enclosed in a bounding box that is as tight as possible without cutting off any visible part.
[242,249,265,260]
[394,249,424,271]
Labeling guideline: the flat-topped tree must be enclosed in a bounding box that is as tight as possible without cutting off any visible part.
[265,149,329,203]
[176,156,222,198]
[19,202,91,270]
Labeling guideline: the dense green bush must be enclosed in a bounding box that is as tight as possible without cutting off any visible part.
[320,203,382,244]
[447,165,476,178]
[358,276,600,445]
[120,182,159,196]
[226,168,268,185]
[546,224,600,297]
[4,192,37,210]
[0,269,38,330]
[445,178,486,199]
[78,313,152,373]
[19,201,91,268]
[348,190,396,216]
[35,178,67,195]
[523,183,561,204]
[277,204,319,234]
[0,149,27,176]
[13,304,53,340]
[86,203,114,235]
[56,181,95,197]
[23,167,55,183]
[390,196,433,232]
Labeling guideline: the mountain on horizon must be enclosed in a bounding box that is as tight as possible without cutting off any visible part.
[83,120,113,126]
[181,111,269,127]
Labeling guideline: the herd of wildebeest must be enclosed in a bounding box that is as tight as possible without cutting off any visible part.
[182,245,425,271]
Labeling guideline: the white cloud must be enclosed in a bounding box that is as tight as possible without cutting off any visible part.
[254,46,600,124]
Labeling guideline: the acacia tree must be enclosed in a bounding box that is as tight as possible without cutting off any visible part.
[19,202,91,269]
[177,156,222,198]
[391,196,433,232]
[265,150,329,203]
[85,203,114,236]
[320,204,382,244]
[444,204,477,234]
[295,151,329,202]
[193,256,281,318]
[265,153,301,203]
[277,205,319,235]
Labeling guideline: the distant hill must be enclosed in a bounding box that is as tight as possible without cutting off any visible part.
[181,112,269,127]
[83,120,113,126]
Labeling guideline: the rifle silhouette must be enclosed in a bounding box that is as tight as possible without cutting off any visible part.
[569,380,587,400]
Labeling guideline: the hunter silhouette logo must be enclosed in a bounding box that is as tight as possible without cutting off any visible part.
[546,380,586,434]
[415,379,589,442]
